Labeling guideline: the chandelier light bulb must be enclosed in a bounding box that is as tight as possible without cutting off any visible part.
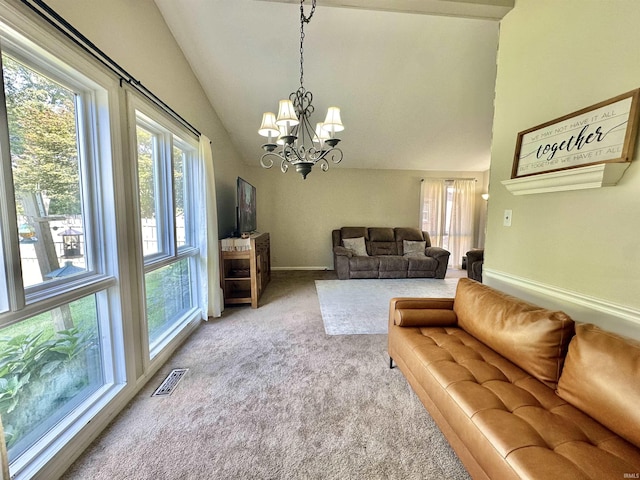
[258,112,280,138]
[276,99,299,131]
[258,112,280,146]
[322,107,344,134]
[258,112,280,152]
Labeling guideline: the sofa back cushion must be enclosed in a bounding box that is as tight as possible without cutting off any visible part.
[368,228,394,242]
[340,226,368,241]
[394,228,426,254]
[368,228,398,255]
[453,278,575,388]
[557,323,640,448]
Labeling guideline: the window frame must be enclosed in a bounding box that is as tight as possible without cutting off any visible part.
[128,93,201,360]
[172,135,197,250]
[0,8,129,478]
[135,115,173,262]
[0,38,113,312]
[0,2,207,477]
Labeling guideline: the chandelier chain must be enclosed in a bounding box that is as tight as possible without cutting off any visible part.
[259,0,343,179]
[299,0,316,88]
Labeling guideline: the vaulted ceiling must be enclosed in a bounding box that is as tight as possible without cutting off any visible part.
[154,0,512,171]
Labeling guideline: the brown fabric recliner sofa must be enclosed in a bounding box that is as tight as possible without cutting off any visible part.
[465,248,484,283]
[388,278,640,480]
[332,227,450,280]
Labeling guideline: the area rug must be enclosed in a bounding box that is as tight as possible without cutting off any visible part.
[315,277,460,335]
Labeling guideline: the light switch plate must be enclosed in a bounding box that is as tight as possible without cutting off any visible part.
[503,209,512,227]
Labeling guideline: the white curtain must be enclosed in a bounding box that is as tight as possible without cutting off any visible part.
[449,179,475,269]
[420,179,446,247]
[198,135,223,319]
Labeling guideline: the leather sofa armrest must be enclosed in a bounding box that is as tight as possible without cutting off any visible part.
[333,246,353,257]
[389,297,456,327]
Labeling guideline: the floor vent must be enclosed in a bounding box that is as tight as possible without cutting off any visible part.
[152,368,188,397]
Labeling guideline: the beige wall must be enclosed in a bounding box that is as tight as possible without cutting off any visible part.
[252,167,487,269]
[45,0,490,269]
[47,0,249,236]
[486,0,640,336]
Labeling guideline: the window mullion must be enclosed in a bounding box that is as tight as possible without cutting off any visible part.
[162,132,176,257]
[74,91,96,274]
[183,149,196,249]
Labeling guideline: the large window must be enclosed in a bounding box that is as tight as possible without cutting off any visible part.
[134,109,200,355]
[4,54,88,289]
[0,5,207,478]
[0,22,121,477]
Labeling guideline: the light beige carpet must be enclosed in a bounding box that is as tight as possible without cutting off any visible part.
[61,271,470,480]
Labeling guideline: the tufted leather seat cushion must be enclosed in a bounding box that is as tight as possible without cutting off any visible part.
[453,279,574,389]
[391,324,640,479]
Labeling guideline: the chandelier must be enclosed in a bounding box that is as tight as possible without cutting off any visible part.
[258,0,344,179]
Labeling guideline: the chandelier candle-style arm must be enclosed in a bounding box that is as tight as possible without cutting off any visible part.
[260,138,343,179]
[315,122,330,149]
[257,0,344,179]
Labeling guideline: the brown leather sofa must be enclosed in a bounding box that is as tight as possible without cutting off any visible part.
[388,278,640,479]
[332,227,450,280]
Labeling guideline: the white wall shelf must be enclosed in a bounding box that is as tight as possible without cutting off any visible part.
[501,162,631,195]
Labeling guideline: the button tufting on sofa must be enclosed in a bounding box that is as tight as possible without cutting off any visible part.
[388,278,640,480]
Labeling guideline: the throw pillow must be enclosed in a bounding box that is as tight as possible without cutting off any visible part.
[343,237,368,256]
[403,240,426,257]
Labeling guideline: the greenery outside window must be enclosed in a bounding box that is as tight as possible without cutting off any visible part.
[0,295,104,461]
[0,22,121,477]
[134,108,200,356]
[145,259,193,345]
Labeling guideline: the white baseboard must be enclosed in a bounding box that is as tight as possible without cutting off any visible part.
[272,266,332,271]
[483,267,640,340]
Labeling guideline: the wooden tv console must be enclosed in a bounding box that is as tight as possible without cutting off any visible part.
[219,232,270,308]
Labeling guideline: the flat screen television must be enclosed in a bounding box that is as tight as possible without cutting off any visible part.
[236,177,257,236]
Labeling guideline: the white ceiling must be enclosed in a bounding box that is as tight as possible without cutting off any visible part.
[154,0,511,172]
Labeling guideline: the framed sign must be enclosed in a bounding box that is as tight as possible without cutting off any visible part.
[512,89,640,178]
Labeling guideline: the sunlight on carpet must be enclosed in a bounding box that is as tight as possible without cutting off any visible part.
[315,278,460,335]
